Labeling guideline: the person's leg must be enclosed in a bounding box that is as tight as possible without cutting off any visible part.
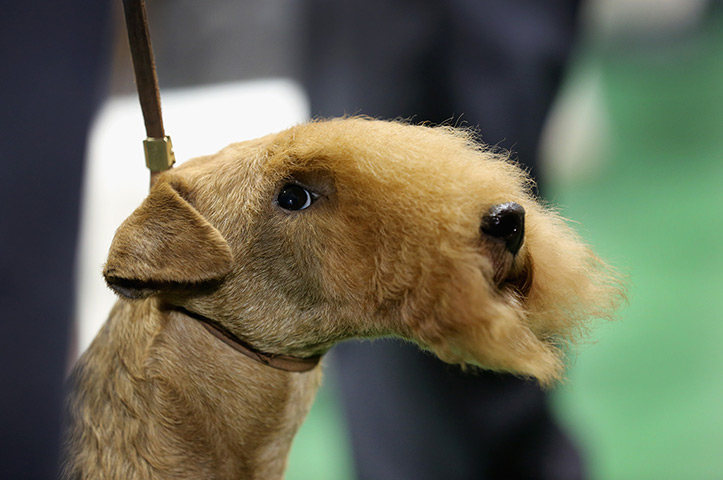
[0,2,110,477]
[333,339,585,480]
[303,0,579,179]
[303,1,584,478]
[302,0,449,122]
[443,0,581,184]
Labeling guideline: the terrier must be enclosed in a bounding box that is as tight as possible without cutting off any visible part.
[63,117,623,479]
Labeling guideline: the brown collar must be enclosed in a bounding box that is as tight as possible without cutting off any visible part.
[176,307,322,373]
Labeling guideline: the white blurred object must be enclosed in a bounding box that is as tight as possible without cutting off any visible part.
[584,0,709,39]
[539,63,610,187]
[75,79,309,357]
[540,0,712,186]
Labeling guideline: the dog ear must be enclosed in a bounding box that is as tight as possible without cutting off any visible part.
[103,181,233,299]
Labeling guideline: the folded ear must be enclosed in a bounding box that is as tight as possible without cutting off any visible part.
[103,181,233,299]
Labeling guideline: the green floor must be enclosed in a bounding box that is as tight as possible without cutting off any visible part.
[551,16,723,480]
[286,15,723,480]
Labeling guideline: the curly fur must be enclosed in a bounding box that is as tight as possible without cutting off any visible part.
[63,117,624,479]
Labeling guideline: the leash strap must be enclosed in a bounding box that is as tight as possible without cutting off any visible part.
[122,0,175,174]
[120,4,318,373]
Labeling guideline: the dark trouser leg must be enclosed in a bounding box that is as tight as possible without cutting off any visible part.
[302,0,583,478]
[0,2,110,478]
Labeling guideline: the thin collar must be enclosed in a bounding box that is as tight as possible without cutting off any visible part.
[175,307,322,373]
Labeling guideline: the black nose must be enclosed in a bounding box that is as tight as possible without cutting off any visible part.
[481,202,525,256]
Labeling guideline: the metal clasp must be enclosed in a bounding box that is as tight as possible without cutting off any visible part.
[143,136,176,172]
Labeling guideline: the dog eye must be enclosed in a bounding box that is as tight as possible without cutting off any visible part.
[277,184,315,211]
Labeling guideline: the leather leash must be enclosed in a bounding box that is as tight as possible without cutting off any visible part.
[121,0,175,183]
[121,2,320,373]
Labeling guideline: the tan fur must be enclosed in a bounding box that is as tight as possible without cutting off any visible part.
[64,117,624,479]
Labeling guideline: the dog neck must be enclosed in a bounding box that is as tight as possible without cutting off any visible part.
[173,306,322,373]
[65,298,322,480]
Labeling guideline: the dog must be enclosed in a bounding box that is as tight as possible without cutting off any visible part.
[63,117,623,479]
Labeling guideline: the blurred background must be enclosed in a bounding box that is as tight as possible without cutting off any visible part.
[1,0,721,478]
[83,1,723,478]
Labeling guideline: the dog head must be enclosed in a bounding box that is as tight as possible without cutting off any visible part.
[104,118,624,384]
